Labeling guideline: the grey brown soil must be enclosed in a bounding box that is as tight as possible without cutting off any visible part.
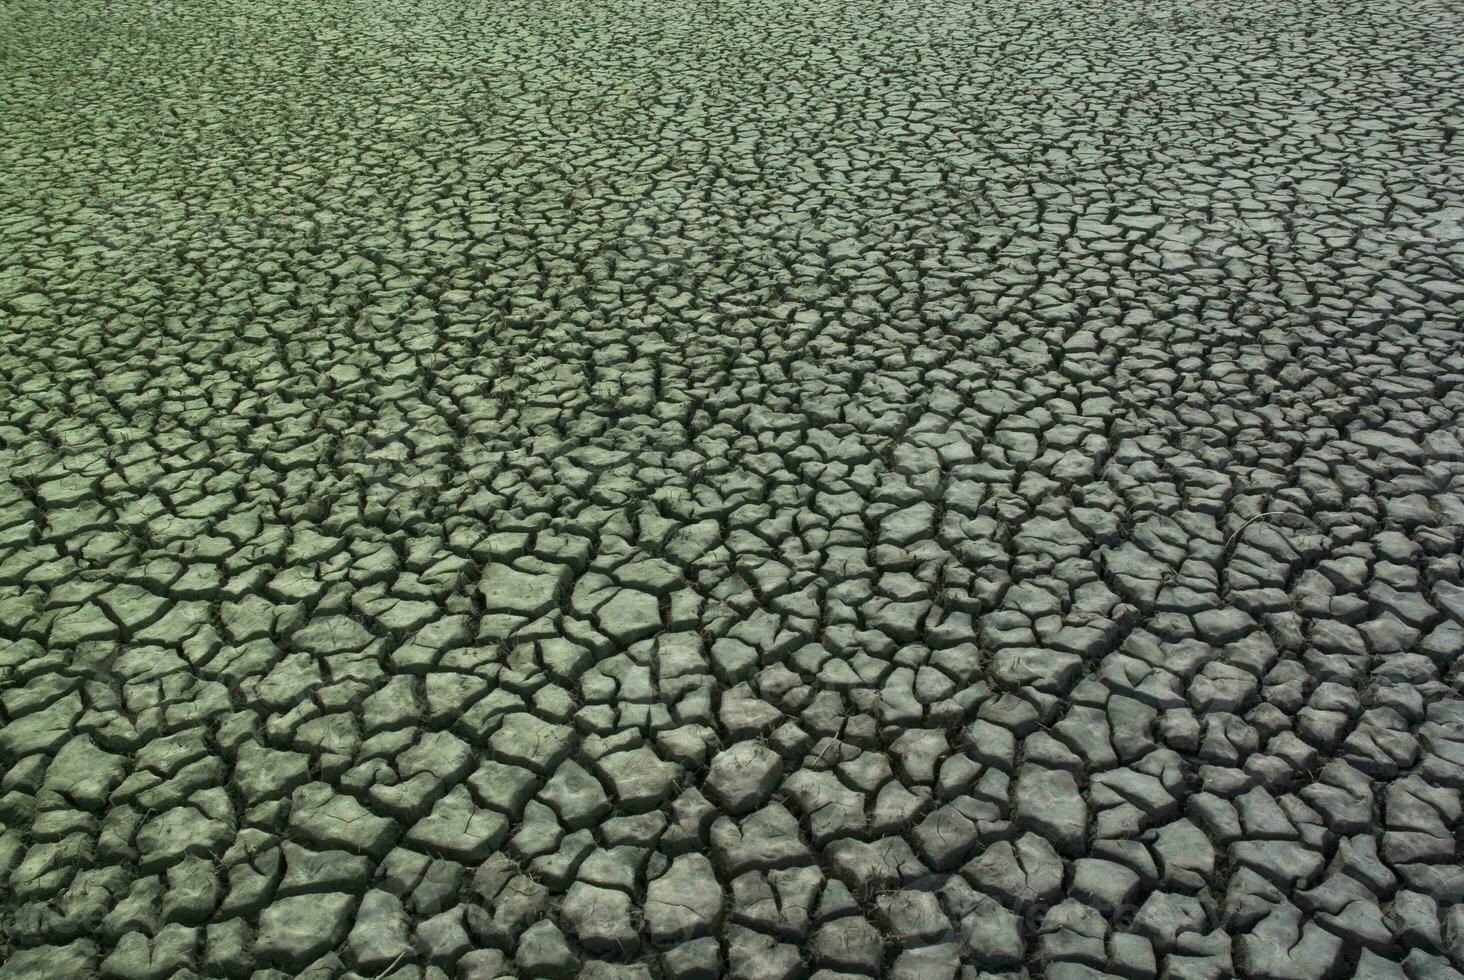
[2,0,1464,977]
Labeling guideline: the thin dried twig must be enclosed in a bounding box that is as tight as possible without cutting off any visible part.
[1223,510,1316,557]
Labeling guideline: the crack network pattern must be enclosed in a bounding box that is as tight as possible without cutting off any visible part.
[1,0,1463,977]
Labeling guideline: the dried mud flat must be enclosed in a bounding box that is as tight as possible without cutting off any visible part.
[2,0,1464,977]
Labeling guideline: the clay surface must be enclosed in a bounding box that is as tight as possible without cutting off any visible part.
[2,0,1463,977]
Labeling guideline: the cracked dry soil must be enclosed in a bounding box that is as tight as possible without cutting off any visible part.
[2,0,1464,977]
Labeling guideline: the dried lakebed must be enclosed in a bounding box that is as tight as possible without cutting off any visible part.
[2,0,1464,977]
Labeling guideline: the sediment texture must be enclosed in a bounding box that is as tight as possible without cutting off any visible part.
[2,0,1463,977]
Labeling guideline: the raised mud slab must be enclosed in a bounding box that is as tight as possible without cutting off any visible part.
[1,0,1463,977]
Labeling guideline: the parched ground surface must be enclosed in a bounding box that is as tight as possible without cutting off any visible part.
[2,0,1464,977]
